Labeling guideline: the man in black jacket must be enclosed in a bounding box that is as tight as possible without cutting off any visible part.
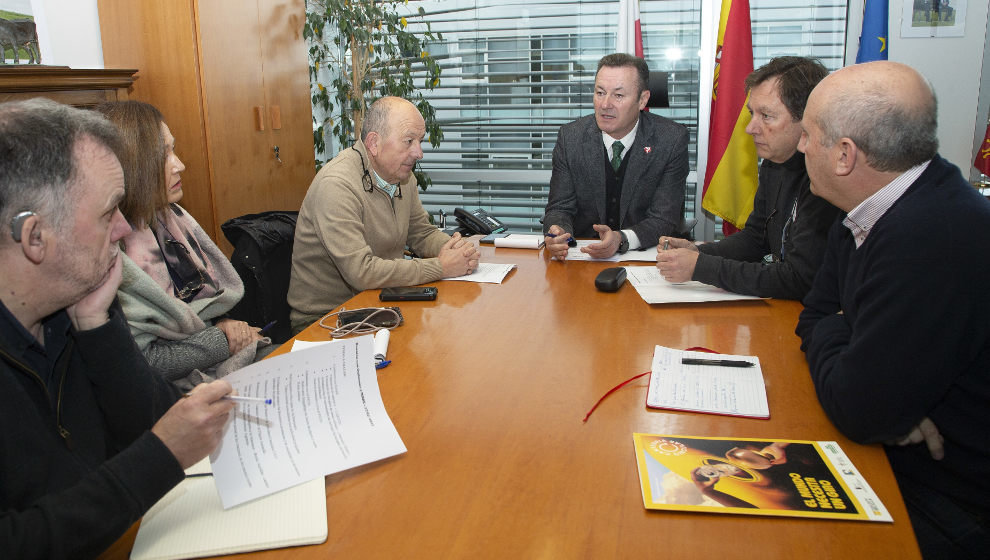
[0,98,236,558]
[657,57,838,300]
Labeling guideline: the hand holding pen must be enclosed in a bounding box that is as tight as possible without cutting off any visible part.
[153,380,236,469]
[657,236,697,252]
[657,236,701,283]
[545,226,575,261]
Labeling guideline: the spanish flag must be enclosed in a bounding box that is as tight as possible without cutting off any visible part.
[976,119,990,177]
[701,0,758,235]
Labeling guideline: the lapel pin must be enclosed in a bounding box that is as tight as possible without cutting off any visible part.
[644,147,652,154]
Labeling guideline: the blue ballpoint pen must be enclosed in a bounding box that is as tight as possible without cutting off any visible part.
[222,395,274,405]
[182,393,274,404]
[545,231,576,245]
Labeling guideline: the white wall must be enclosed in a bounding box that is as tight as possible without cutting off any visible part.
[845,0,990,178]
[31,0,103,68]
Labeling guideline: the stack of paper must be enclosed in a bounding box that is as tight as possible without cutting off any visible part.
[445,262,516,283]
[625,266,762,304]
[132,335,410,558]
[556,240,659,262]
[494,234,545,249]
[211,336,407,508]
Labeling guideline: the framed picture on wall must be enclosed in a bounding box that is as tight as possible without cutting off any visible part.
[902,0,967,39]
[0,0,40,64]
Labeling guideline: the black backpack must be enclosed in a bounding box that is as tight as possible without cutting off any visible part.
[221,211,298,344]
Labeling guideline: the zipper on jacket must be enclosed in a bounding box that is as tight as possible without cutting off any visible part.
[55,351,73,450]
[0,344,73,448]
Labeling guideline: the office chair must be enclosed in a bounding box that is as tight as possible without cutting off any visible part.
[645,70,697,240]
[222,211,299,344]
[646,71,670,110]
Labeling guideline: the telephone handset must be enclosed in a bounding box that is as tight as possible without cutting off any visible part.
[453,207,506,235]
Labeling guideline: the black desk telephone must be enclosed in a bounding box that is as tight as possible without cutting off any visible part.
[453,207,506,235]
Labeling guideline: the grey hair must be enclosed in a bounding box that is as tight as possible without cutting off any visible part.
[814,81,938,172]
[361,97,394,142]
[0,98,123,236]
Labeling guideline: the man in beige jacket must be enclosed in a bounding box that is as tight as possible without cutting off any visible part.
[288,97,480,333]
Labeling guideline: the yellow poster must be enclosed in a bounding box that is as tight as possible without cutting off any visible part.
[632,434,892,522]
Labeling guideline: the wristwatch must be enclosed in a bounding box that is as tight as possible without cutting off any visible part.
[617,230,629,254]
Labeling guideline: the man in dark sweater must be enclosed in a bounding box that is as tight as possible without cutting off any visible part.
[657,57,839,300]
[0,98,236,558]
[795,61,990,558]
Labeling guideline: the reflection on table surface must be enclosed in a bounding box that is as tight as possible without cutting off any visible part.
[103,244,920,560]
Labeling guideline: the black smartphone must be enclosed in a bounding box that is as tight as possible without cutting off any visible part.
[379,287,438,302]
[336,307,404,328]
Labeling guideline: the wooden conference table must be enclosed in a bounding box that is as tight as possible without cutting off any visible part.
[105,244,920,559]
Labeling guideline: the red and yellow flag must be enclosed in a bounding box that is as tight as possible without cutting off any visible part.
[975,120,990,177]
[702,0,758,235]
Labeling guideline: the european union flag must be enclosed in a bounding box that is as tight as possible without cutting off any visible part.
[856,0,888,63]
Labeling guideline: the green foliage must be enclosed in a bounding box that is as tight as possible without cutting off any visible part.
[304,0,445,189]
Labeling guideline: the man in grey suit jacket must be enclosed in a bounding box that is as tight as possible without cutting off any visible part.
[543,53,689,260]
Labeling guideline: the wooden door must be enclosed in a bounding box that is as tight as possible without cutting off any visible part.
[194,0,269,250]
[97,0,217,240]
[99,0,314,251]
[258,0,315,213]
[196,0,314,252]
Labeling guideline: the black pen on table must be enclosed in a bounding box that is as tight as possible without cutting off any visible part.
[681,358,754,368]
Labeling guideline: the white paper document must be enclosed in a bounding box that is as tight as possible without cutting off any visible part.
[210,335,406,509]
[646,345,769,419]
[557,240,658,262]
[494,234,544,249]
[624,265,763,304]
[290,339,337,352]
[444,262,516,283]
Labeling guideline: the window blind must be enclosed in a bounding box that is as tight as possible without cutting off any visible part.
[315,0,848,235]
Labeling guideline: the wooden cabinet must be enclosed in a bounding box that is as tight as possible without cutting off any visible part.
[98,0,315,252]
[0,66,135,106]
